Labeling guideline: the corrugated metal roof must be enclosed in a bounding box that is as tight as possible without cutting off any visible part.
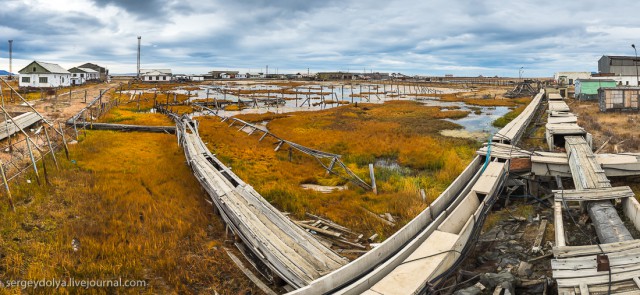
[35,61,70,74]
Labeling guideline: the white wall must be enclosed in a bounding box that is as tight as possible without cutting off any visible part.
[554,72,591,85]
[19,73,71,88]
[143,75,172,82]
[591,75,639,86]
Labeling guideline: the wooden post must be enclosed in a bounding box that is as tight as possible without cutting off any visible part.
[59,122,70,160]
[25,139,40,185]
[0,160,15,212]
[44,127,59,170]
[369,163,377,194]
[420,188,427,203]
[84,90,87,103]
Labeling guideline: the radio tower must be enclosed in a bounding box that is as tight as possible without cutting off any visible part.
[137,36,141,79]
[8,40,13,80]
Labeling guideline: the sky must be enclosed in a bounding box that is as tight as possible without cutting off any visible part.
[1,0,640,77]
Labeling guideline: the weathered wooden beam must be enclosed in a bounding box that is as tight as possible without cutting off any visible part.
[67,121,176,134]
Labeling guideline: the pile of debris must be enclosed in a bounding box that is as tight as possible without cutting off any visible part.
[292,213,370,255]
[452,205,554,294]
[504,81,539,98]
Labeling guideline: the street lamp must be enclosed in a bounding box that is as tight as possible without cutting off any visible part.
[519,67,524,82]
[632,44,639,86]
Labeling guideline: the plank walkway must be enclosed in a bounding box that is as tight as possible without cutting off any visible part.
[549,95,640,294]
[177,116,346,288]
[492,90,544,144]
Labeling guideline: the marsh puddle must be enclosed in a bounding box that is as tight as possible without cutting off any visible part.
[414,98,511,141]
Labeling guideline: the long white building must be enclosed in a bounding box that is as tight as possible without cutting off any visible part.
[18,61,71,88]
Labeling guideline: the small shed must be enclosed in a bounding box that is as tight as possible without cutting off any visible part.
[598,87,640,112]
[574,79,617,100]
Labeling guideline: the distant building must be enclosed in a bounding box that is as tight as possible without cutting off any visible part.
[598,55,640,86]
[77,63,109,81]
[598,87,640,112]
[553,72,591,86]
[140,69,172,82]
[207,70,239,79]
[18,61,71,88]
[247,72,265,79]
[574,79,617,100]
[316,72,356,80]
[69,67,99,85]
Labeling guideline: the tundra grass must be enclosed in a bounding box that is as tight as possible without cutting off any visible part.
[198,100,478,239]
[0,131,255,294]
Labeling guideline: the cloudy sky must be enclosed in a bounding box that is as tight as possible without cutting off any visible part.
[1,0,640,77]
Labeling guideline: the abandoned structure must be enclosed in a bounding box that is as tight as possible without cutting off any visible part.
[574,79,617,100]
[140,69,172,82]
[77,63,109,81]
[598,87,640,112]
[68,67,99,85]
[598,55,640,86]
[18,61,71,88]
[553,71,591,86]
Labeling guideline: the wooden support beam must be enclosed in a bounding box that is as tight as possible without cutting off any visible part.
[369,163,377,194]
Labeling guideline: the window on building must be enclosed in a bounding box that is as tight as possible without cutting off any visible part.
[32,67,36,72]
[39,77,48,83]
[627,81,630,85]
[163,76,166,80]
[611,90,624,108]
[81,73,84,78]
[156,76,160,81]
[22,77,30,83]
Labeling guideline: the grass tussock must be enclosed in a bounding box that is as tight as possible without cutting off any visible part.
[492,105,527,128]
[0,131,256,294]
[198,100,478,238]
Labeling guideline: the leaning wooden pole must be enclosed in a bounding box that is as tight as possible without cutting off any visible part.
[0,159,15,212]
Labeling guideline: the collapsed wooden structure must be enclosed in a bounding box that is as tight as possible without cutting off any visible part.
[542,92,640,293]
[175,115,347,288]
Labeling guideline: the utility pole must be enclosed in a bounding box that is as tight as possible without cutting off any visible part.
[632,44,639,86]
[266,65,268,78]
[8,40,13,80]
[137,36,141,79]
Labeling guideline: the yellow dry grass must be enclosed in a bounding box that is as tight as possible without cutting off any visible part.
[0,131,256,294]
[198,100,478,239]
[99,108,174,126]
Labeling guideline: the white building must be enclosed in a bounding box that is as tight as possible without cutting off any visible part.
[247,72,265,79]
[140,69,172,82]
[235,73,247,79]
[18,61,71,88]
[553,72,592,85]
[69,67,99,85]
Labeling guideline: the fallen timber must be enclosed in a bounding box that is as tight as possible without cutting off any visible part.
[287,89,546,294]
[67,121,176,134]
[175,115,347,289]
[0,112,41,141]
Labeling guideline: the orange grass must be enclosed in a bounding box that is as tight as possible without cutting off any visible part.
[0,131,256,294]
[99,108,174,126]
[197,100,477,239]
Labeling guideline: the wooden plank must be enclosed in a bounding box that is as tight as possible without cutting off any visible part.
[553,186,635,202]
[579,283,589,295]
[532,219,548,253]
[554,201,566,247]
[224,248,278,295]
